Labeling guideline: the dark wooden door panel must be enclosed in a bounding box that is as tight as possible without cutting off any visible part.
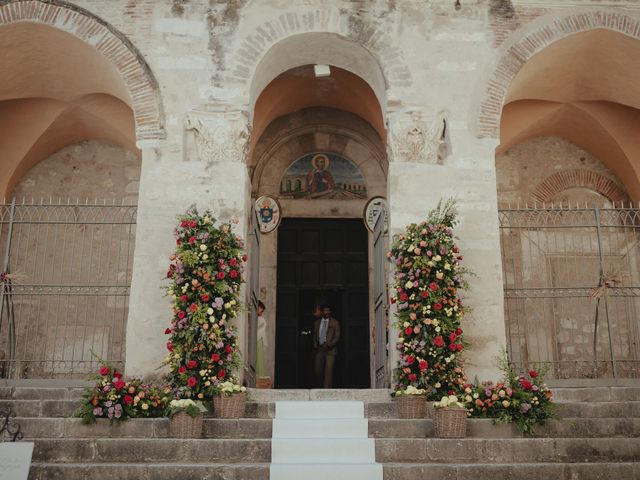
[275,218,370,388]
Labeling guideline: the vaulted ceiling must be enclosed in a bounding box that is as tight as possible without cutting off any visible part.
[498,29,640,202]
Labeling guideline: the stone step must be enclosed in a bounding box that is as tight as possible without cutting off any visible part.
[28,463,270,480]
[27,461,640,480]
[31,438,271,463]
[273,418,369,438]
[383,462,640,480]
[375,438,640,463]
[16,416,640,439]
[29,437,640,464]
[558,401,640,417]
[552,386,640,402]
[0,386,85,400]
[0,399,78,417]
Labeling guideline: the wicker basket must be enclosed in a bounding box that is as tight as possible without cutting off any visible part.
[433,408,467,438]
[169,411,203,438]
[213,392,246,419]
[395,395,427,419]
[256,376,272,389]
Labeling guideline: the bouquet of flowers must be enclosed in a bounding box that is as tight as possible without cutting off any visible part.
[166,398,207,418]
[393,385,427,397]
[164,206,246,399]
[212,379,247,396]
[433,394,466,409]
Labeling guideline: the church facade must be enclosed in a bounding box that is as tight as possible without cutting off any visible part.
[0,0,639,386]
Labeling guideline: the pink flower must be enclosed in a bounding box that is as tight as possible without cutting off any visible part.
[99,366,109,376]
[187,376,197,388]
[434,336,445,347]
[429,282,438,291]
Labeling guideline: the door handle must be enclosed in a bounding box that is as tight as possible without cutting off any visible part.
[300,330,311,336]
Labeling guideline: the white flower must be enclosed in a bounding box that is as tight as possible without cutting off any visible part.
[405,281,413,289]
[444,263,451,270]
[200,244,207,251]
[202,254,208,260]
[433,255,442,262]
[207,308,214,315]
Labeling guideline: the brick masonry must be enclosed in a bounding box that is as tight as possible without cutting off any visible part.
[534,169,629,205]
[479,9,640,138]
[0,0,165,143]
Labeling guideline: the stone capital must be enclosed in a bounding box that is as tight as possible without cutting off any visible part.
[185,105,250,164]
[388,108,447,165]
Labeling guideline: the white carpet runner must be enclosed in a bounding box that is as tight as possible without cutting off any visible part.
[270,400,383,480]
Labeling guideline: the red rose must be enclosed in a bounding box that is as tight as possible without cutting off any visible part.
[457,344,464,352]
[408,373,417,381]
[187,376,197,388]
[211,353,220,362]
[455,327,463,336]
[188,236,196,245]
[449,343,457,351]
[178,365,187,374]
[390,297,397,304]
[434,303,443,311]
[404,326,413,335]
[114,380,126,391]
[242,254,248,262]
[429,282,438,291]
[201,294,210,302]
[419,360,428,370]
[99,366,109,376]
[187,360,197,369]
[124,395,133,405]
[406,355,415,365]
[166,341,173,352]
[229,258,237,266]
[449,332,457,342]
[218,370,226,379]
[520,379,533,391]
[421,291,428,298]
[180,295,188,303]
[176,239,181,246]
[217,272,225,280]
[164,328,171,335]
[225,345,232,354]
[189,303,198,312]
[180,220,188,228]
[434,336,445,347]
[114,371,123,379]
[528,370,538,378]
[400,293,408,301]
[177,311,186,319]
[229,270,238,279]
[189,221,197,228]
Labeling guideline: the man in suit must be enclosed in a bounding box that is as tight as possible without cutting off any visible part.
[312,304,341,388]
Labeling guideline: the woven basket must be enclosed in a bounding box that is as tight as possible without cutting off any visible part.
[169,411,203,438]
[433,408,467,438]
[256,376,272,389]
[395,395,427,419]
[213,392,246,419]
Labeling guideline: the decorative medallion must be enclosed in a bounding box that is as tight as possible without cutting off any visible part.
[279,152,367,200]
[364,196,388,233]
[254,196,281,234]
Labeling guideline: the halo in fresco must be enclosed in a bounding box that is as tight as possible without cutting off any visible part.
[279,152,367,200]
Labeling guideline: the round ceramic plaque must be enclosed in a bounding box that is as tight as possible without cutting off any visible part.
[363,196,388,233]
[254,196,281,234]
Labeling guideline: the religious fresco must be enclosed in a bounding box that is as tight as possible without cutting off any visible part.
[279,152,367,199]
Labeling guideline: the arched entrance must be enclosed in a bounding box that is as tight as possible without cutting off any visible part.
[493,25,640,380]
[248,48,389,388]
[0,3,163,377]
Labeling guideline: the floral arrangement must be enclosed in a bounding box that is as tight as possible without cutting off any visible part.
[466,356,556,434]
[388,199,469,399]
[166,398,207,418]
[212,380,247,396]
[76,364,171,424]
[393,385,426,396]
[433,394,466,409]
[164,206,246,399]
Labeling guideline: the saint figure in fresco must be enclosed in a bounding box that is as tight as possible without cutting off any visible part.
[306,154,335,194]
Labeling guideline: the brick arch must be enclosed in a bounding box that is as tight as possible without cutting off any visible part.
[477,10,640,138]
[534,170,629,204]
[227,7,412,108]
[0,0,165,143]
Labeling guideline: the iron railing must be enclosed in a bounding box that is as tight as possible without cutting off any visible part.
[499,205,640,379]
[0,199,137,378]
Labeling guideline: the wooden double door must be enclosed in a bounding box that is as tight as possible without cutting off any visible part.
[275,218,370,388]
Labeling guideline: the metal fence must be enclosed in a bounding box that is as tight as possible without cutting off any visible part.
[0,200,137,378]
[499,206,640,380]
